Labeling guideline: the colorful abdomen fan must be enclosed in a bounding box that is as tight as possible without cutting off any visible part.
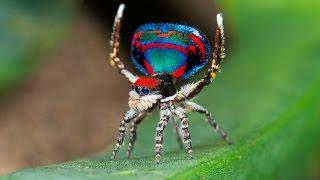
[131,23,211,80]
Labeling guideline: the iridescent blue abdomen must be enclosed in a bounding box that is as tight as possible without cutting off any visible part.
[131,23,211,80]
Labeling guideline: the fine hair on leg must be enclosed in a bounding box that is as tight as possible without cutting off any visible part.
[173,13,226,102]
[110,3,138,83]
[126,113,147,159]
[111,108,140,160]
[155,103,170,164]
[173,106,193,159]
[170,116,184,149]
[168,102,183,149]
[185,101,232,144]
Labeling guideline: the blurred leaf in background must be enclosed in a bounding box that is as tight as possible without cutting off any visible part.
[0,0,77,95]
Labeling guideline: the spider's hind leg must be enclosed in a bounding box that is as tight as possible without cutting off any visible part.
[185,101,232,144]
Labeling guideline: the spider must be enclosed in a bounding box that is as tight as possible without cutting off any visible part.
[109,3,231,163]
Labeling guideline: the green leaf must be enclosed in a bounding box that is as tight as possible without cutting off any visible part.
[0,1,76,95]
[3,0,320,179]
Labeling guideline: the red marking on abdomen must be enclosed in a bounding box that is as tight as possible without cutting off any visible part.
[172,65,186,78]
[189,35,206,60]
[143,60,154,75]
[132,32,142,46]
[141,43,188,56]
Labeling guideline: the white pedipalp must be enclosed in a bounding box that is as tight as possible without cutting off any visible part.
[128,90,162,111]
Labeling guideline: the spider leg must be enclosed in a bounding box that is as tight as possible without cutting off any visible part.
[110,108,140,160]
[155,103,170,164]
[170,116,184,149]
[125,112,148,159]
[174,13,226,102]
[185,101,232,144]
[110,4,138,83]
[172,105,193,159]
[167,102,183,149]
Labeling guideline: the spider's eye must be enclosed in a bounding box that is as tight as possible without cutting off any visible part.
[135,86,141,93]
[141,87,150,95]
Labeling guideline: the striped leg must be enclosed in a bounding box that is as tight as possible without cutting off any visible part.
[173,106,193,158]
[170,116,184,149]
[110,109,140,160]
[155,103,170,164]
[126,113,147,159]
[110,4,138,83]
[168,102,183,149]
[173,13,226,102]
[185,101,232,144]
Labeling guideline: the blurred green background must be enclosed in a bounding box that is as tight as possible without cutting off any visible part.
[0,1,75,95]
[0,0,320,179]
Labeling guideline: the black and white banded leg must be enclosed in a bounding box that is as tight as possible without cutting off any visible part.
[110,4,138,83]
[173,106,193,159]
[170,116,184,149]
[126,113,147,159]
[111,108,140,160]
[185,101,232,144]
[155,103,170,164]
[173,13,226,102]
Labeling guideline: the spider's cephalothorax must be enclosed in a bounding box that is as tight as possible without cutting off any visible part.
[109,4,231,163]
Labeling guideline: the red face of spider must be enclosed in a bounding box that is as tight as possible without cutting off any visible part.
[132,77,161,96]
[132,74,176,97]
[128,77,161,111]
[129,75,177,111]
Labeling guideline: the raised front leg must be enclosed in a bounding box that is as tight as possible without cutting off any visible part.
[109,4,138,83]
[155,103,170,164]
[174,13,226,102]
[111,108,140,160]
[173,106,193,159]
[185,101,232,144]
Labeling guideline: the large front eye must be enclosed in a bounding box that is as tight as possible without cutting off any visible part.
[134,86,150,96]
[141,87,150,95]
[135,86,141,94]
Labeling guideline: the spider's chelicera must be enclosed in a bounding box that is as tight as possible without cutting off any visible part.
[109,3,231,163]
